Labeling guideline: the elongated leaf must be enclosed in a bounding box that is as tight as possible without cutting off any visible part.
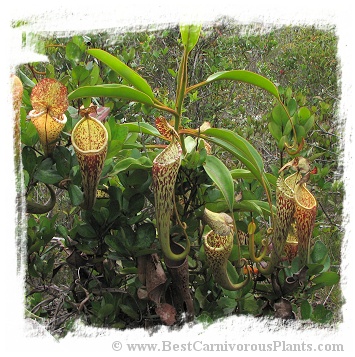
[231,169,277,187]
[300,300,312,320]
[68,183,84,206]
[203,128,264,185]
[34,168,63,185]
[231,168,256,181]
[112,156,152,175]
[18,69,35,87]
[312,272,340,286]
[268,121,282,141]
[205,70,280,99]
[122,122,164,138]
[208,137,261,181]
[202,128,272,204]
[87,49,154,99]
[206,199,275,217]
[180,24,201,53]
[310,240,329,264]
[234,200,264,216]
[204,155,235,213]
[272,104,289,126]
[204,128,263,172]
[68,84,154,106]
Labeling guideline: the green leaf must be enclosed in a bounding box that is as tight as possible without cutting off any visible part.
[230,168,255,180]
[105,235,126,255]
[89,63,101,85]
[87,49,154,99]
[303,115,315,133]
[43,256,55,277]
[203,155,234,213]
[287,98,297,116]
[306,263,325,276]
[180,24,201,53]
[226,260,240,284]
[268,121,282,141]
[283,119,293,136]
[204,128,263,172]
[232,170,274,185]
[196,311,213,326]
[68,184,84,206]
[53,146,72,177]
[33,159,64,185]
[22,146,38,176]
[112,156,152,175]
[28,240,44,255]
[18,69,35,87]
[272,104,289,126]
[205,70,280,100]
[202,128,272,202]
[295,125,306,143]
[68,84,155,106]
[98,304,114,319]
[312,271,340,286]
[119,302,139,319]
[135,223,156,250]
[71,65,90,85]
[128,193,145,215]
[310,240,328,264]
[311,304,333,323]
[66,41,82,62]
[234,200,264,216]
[56,224,68,238]
[278,135,287,151]
[105,117,129,142]
[300,300,312,319]
[217,296,238,310]
[298,106,311,123]
[77,224,97,239]
[21,121,39,147]
[121,122,164,138]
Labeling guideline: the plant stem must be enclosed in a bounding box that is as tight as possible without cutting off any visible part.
[174,49,190,155]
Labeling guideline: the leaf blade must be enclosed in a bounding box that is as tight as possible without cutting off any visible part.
[121,122,164,138]
[87,48,154,99]
[180,24,201,53]
[68,84,155,106]
[205,70,280,99]
[203,155,235,213]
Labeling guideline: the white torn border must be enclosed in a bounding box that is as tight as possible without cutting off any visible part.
[1,0,354,355]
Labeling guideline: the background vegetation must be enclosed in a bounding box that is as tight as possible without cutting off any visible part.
[17,20,343,336]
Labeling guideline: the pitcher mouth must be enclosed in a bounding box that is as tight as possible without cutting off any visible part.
[71,116,108,155]
[204,231,232,252]
[28,109,68,125]
[295,184,317,210]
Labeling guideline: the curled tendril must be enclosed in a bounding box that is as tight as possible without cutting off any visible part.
[284,137,305,156]
[26,183,56,214]
[247,221,269,264]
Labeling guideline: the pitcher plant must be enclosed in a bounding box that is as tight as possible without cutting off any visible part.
[152,117,190,261]
[294,176,317,266]
[28,78,68,156]
[58,25,335,323]
[204,229,251,291]
[71,106,108,210]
